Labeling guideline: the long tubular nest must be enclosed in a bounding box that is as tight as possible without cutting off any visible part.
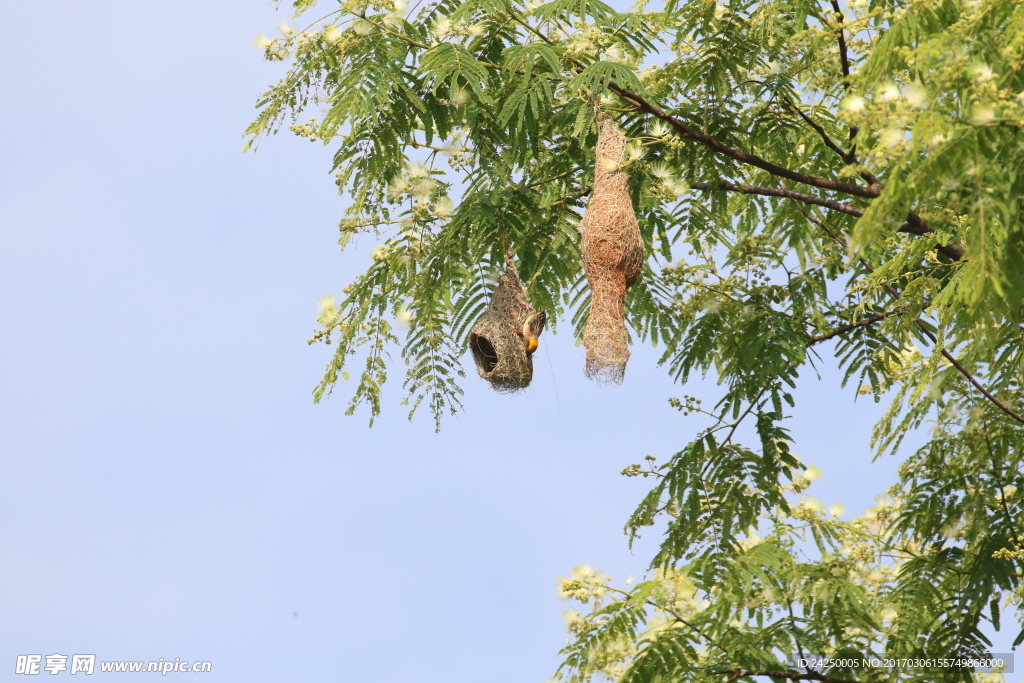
[580,108,643,385]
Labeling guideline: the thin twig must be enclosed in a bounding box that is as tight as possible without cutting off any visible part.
[545,186,591,208]
[804,310,903,345]
[526,167,581,188]
[690,181,864,217]
[721,391,767,448]
[776,95,881,188]
[985,432,1024,548]
[789,200,1024,425]
[828,0,858,144]
[782,98,854,164]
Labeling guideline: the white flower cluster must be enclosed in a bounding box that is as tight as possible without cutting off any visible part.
[387,162,454,219]
[557,564,610,604]
[645,162,689,199]
[429,15,486,41]
[316,294,340,327]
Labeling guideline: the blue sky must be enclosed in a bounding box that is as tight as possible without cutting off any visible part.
[0,2,947,681]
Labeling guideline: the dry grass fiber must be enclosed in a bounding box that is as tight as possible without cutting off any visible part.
[468,257,537,392]
[580,108,643,385]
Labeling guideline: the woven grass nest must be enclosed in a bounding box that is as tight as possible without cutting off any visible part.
[468,257,545,392]
[580,108,644,385]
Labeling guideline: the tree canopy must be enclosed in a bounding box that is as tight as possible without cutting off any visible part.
[247,0,1024,678]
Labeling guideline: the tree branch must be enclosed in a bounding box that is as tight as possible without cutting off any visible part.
[526,167,581,188]
[804,310,902,345]
[783,99,853,164]
[604,82,882,199]
[697,171,963,260]
[575,177,966,261]
[932,342,1024,424]
[768,93,965,258]
[827,0,858,144]
[828,0,852,86]
[690,181,864,217]
[362,15,964,261]
[376,15,966,263]
[899,213,967,260]
[788,199,1024,425]
[545,185,591,208]
[774,92,881,188]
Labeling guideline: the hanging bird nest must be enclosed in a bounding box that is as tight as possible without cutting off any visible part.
[468,253,544,392]
[580,106,644,385]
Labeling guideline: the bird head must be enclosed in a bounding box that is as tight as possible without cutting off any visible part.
[523,310,547,355]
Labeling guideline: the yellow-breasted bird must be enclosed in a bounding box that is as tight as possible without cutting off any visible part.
[522,310,547,355]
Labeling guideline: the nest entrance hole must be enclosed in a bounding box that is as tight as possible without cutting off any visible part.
[468,332,499,375]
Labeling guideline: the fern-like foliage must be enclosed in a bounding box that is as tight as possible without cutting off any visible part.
[250,0,1024,678]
